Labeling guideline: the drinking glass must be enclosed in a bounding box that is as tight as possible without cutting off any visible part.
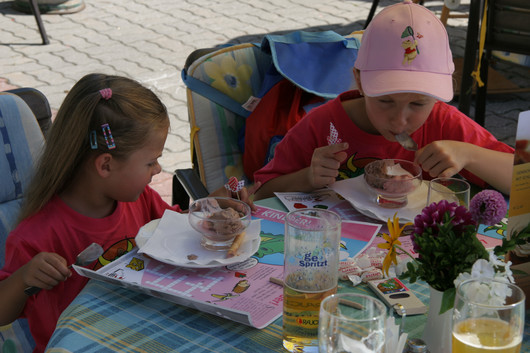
[319,293,387,353]
[283,208,341,353]
[427,177,470,208]
[452,278,525,353]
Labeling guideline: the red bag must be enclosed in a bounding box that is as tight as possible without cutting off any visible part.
[243,79,324,180]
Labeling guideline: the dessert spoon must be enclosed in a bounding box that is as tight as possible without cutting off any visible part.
[24,242,104,296]
[395,132,418,151]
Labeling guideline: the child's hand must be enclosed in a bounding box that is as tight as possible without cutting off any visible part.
[238,181,261,211]
[308,142,349,189]
[210,181,261,211]
[21,252,71,291]
[415,140,466,178]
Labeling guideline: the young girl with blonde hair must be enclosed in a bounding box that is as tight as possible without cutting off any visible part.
[0,73,256,352]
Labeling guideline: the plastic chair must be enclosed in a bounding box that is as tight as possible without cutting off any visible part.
[173,31,362,208]
[0,88,50,266]
[7,87,52,136]
[0,88,48,352]
[172,48,220,209]
[27,0,49,45]
[365,0,465,29]
[172,44,270,208]
[440,2,470,25]
[458,0,530,126]
[365,0,455,28]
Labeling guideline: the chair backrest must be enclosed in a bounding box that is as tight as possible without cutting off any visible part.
[181,31,361,196]
[485,0,530,55]
[0,88,47,353]
[7,88,53,137]
[184,43,271,193]
[0,92,45,268]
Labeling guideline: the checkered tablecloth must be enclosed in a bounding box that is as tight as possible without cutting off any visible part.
[45,278,530,352]
[46,279,423,353]
[46,197,530,352]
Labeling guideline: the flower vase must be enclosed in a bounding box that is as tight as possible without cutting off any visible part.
[422,286,453,353]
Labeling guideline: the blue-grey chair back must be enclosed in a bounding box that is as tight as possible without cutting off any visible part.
[0,92,45,268]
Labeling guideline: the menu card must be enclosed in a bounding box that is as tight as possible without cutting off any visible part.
[74,205,381,329]
[507,110,530,306]
[275,189,345,211]
[74,249,284,329]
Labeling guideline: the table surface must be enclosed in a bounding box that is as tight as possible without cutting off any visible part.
[46,197,530,353]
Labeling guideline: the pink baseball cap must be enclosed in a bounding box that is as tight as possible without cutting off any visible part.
[354,0,455,102]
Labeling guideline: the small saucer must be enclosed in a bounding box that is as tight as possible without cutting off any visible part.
[136,211,261,268]
[330,176,428,223]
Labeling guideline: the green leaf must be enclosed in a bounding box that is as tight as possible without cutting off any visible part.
[512,268,529,276]
[440,288,456,314]
[495,223,530,256]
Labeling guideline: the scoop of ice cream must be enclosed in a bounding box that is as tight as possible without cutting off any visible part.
[384,162,413,177]
[382,162,415,194]
[197,198,222,216]
[202,207,244,235]
[365,160,417,195]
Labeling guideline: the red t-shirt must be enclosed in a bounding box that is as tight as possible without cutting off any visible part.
[0,186,180,352]
[254,91,514,188]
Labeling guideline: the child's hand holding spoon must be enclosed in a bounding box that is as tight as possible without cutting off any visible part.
[24,243,103,296]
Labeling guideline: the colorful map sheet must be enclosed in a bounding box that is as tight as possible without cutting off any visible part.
[74,205,381,329]
[276,188,506,259]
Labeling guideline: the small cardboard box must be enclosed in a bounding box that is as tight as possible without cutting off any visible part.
[507,110,530,309]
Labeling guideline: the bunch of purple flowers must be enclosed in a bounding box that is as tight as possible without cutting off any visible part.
[401,190,508,313]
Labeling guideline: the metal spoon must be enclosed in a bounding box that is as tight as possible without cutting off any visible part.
[24,243,104,296]
[395,132,418,151]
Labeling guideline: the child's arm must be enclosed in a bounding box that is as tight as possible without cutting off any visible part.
[415,140,513,195]
[255,143,349,200]
[254,168,313,200]
[0,252,70,326]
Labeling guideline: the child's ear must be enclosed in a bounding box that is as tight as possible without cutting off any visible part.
[94,153,113,177]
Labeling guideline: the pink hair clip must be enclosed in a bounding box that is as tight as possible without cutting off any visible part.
[101,123,116,149]
[99,88,112,100]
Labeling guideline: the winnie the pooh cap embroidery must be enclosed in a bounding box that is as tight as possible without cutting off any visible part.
[354,0,455,102]
[401,26,419,65]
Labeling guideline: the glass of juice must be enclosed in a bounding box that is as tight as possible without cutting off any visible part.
[427,177,471,209]
[318,293,387,353]
[282,208,341,353]
[452,278,525,353]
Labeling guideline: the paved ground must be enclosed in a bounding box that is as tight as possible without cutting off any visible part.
[1,0,529,204]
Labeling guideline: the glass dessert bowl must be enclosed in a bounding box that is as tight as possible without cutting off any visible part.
[188,197,251,251]
[363,159,422,209]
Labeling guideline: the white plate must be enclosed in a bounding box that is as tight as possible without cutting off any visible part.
[330,176,428,223]
[136,218,160,249]
[135,210,261,268]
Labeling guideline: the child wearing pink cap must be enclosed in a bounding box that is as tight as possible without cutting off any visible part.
[253,0,514,199]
